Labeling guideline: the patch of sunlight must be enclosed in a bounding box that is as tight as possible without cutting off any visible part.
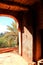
[0,52,28,65]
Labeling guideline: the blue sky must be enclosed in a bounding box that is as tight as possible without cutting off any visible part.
[0,16,15,33]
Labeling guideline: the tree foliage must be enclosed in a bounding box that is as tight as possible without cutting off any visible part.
[0,21,19,48]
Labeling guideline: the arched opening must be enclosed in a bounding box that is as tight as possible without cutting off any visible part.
[0,14,19,53]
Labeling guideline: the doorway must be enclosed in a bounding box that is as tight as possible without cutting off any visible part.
[0,15,19,53]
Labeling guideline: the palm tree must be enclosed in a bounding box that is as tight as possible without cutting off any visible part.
[7,22,18,35]
[0,22,19,48]
[3,22,19,47]
[3,32,18,47]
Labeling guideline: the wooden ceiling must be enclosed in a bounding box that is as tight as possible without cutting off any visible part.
[5,0,38,5]
[0,0,39,11]
[0,3,28,11]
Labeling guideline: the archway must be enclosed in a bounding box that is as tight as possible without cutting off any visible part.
[0,14,20,54]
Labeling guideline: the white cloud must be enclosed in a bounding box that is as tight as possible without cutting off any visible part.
[0,25,9,33]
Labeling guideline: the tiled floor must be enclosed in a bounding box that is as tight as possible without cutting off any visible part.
[0,52,28,65]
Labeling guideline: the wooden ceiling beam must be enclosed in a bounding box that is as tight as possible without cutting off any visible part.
[0,3,29,11]
[0,0,30,8]
[0,0,39,5]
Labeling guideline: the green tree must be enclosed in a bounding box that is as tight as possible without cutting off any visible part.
[3,32,17,47]
[0,22,19,48]
[3,22,19,47]
[7,22,18,34]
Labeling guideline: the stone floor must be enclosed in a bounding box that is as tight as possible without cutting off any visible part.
[0,52,28,65]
